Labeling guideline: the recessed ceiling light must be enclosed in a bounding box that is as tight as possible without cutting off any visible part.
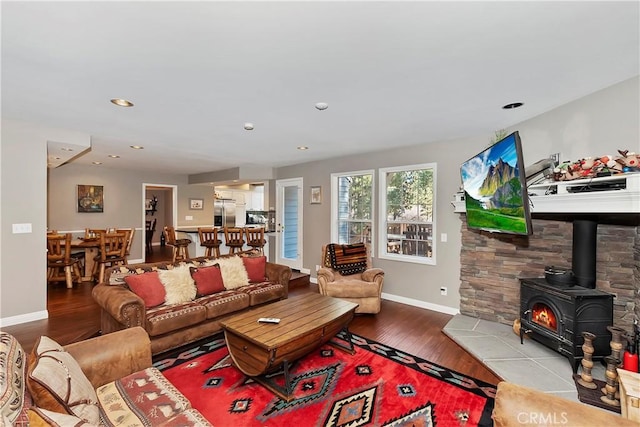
[130,145,144,149]
[297,146,309,150]
[108,154,120,158]
[110,98,134,107]
[502,102,524,109]
[315,102,328,111]
[244,123,254,130]
[53,156,61,160]
[92,161,103,165]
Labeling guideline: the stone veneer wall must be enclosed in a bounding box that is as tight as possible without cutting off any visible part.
[459,217,639,333]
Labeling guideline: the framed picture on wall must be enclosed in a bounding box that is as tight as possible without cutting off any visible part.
[77,185,104,213]
[310,186,322,204]
[189,198,204,210]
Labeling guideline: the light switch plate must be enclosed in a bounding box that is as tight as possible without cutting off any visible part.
[185,215,193,221]
[12,223,32,234]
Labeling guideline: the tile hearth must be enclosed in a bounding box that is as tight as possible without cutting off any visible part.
[443,314,607,405]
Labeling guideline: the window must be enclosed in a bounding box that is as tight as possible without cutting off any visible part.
[331,170,374,246]
[378,163,436,264]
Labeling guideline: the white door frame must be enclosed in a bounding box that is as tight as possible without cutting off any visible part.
[275,177,303,270]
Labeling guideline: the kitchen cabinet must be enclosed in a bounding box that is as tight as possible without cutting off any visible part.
[236,204,246,226]
[250,191,264,211]
[233,192,246,205]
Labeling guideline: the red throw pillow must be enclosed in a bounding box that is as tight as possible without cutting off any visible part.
[242,256,267,282]
[190,265,225,296]
[124,272,165,308]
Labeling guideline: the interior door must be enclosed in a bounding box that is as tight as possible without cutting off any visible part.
[275,178,303,270]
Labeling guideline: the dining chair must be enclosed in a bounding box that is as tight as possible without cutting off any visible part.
[198,227,221,258]
[224,227,245,255]
[164,226,191,263]
[92,231,128,283]
[116,228,135,259]
[47,233,82,288]
[245,227,266,255]
[145,218,157,254]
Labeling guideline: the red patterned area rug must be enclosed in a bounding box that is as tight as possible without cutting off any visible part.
[154,332,496,427]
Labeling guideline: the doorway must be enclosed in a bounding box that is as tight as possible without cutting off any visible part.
[275,178,303,270]
[143,184,177,262]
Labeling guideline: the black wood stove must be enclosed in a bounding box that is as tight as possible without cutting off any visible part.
[519,219,614,372]
[519,278,613,372]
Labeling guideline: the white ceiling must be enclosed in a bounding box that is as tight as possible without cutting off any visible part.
[2,1,639,176]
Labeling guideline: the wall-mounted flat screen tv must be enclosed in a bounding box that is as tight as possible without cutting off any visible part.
[460,131,532,235]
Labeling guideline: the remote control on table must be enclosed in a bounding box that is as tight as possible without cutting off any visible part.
[258,317,281,324]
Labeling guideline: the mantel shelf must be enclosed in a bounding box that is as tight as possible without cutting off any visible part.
[452,173,640,215]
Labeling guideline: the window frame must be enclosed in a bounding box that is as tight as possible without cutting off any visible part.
[377,162,437,265]
[330,169,375,253]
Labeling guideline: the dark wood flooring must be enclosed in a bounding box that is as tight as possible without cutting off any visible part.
[2,247,501,385]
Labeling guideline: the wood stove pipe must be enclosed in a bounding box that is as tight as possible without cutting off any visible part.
[572,219,597,289]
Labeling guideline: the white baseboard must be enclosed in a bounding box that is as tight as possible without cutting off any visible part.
[300,267,311,275]
[128,258,145,264]
[381,292,460,316]
[0,310,48,327]
[310,276,318,284]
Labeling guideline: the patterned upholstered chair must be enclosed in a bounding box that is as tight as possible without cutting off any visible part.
[317,243,384,314]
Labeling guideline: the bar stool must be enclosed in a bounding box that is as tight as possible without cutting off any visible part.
[245,227,266,255]
[198,227,221,258]
[164,226,191,262]
[224,227,245,255]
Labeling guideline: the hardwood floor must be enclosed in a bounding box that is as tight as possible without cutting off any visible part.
[2,250,501,386]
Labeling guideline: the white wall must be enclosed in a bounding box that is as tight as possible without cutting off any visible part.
[1,119,90,324]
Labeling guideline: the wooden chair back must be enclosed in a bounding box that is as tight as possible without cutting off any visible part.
[245,227,266,254]
[47,233,72,264]
[98,231,128,261]
[46,233,81,287]
[198,227,221,257]
[145,219,157,253]
[198,227,218,244]
[146,218,157,232]
[164,226,177,245]
[224,227,245,254]
[116,228,135,256]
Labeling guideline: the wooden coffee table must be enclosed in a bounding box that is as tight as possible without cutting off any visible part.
[219,293,358,401]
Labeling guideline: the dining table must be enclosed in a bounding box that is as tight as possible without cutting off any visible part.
[71,238,100,281]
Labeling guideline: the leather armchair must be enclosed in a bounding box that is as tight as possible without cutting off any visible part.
[317,244,384,314]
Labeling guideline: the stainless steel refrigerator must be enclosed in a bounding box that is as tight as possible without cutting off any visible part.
[214,199,236,227]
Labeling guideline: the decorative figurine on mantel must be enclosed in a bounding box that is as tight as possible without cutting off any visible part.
[553,149,640,181]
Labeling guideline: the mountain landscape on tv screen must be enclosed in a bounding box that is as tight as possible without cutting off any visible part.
[464,157,528,233]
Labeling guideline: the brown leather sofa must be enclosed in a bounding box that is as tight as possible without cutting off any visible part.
[1,327,210,426]
[492,381,637,426]
[92,255,291,354]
